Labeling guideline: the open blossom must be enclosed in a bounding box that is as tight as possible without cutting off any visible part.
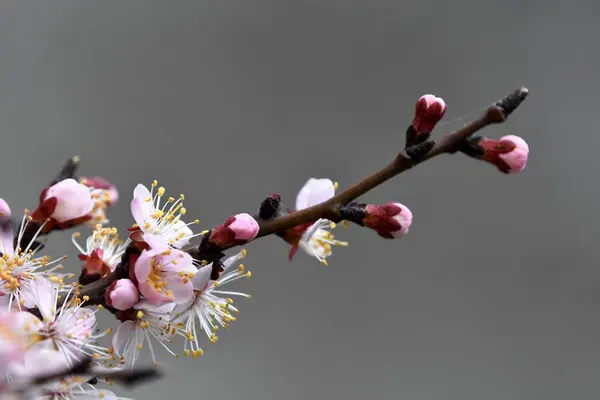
[72,226,130,278]
[6,348,127,399]
[1,206,68,308]
[362,202,413,238]
[132,234,197,305]
[208,213,260,248]
[12,277,110,366]
[284,178,348,265]
[130,181,199,248]
[113,300,178,369]
[80,176,119,227]
[171,249,251,357]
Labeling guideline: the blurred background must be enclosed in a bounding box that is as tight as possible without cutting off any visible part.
[1,1,598,399]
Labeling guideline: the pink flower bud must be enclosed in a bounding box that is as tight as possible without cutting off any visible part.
[209,213,260,248]
[412,94,446,134]
[229,213,260,241]
[41,179,94,223]
[363,202,413,239]
[479,135,529,174]
[105,279,140,311]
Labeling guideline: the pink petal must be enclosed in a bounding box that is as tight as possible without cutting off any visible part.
[136,281,169,304]
[133,251,154,283]
[130,198,145,229]
[164,274,194,304]
[135,299,176,315]
[295,178,336,211]
[143,234,169,251]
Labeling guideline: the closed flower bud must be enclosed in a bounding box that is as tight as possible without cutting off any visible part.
[209,213,260,248]
[35,178,94,224]
[412,94,446,134]
[478,134,529,174]
[105,279,140,311]
[363,202,413,239]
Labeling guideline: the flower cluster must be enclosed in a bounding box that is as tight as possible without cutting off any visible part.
[0,179,256,398]
[0,89,531,399]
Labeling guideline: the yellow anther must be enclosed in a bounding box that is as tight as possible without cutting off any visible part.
[157,187,166,196]
[136,311,144,319]
[245,271,252,278]
[180,207,187,215]
[152,180,158,187]
[184,349,190,357]
[137,343,143,350]
[333,181,339,190]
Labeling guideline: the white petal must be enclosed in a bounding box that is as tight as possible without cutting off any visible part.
[191,264,212,291]
[112,321,135,356]
[295,178,335,210]
[21,277,55,320]
[134,299,176,315]
[133,184,151,202]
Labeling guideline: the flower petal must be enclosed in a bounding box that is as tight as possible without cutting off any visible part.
[295,178,335,210]
[21,277,55,320]
[191,264,212,292]
[143,233,170,251]
[112,320,135,356]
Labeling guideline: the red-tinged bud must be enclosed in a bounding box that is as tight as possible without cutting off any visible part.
[30,178,94,231]
[209,213,260,248]
[478,134,529,174]
[105,279,139,311]
[412,94,446,134]
[363,202,413,239]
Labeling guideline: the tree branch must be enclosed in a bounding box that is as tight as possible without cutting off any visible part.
[242,87,528,240]
[74,87,528,305]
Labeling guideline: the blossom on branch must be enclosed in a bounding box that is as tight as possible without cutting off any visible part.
[131,234,197,305]
[1,201,70,308]
[171,248,251,357]
[112,300,178,369]
[12,277,111,366]
[80,176,119,227]
[130,181,199,248]
[285,178,348,265]
[72,226,130,280]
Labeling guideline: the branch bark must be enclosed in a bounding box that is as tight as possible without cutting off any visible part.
[74,87,528,305]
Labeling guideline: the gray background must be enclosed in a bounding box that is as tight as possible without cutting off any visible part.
[0,1,598,399]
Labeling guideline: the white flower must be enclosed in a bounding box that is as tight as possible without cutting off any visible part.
[7,348,129,400]
[0,214,69,308]
[112,300,178,369]
[14,277,111,366]
[171,249,251,357]
[130,181,199,248]
[292,178,348,265]
[71,226,130,271]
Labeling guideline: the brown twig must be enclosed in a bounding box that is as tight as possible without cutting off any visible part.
[72,87,528,305]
